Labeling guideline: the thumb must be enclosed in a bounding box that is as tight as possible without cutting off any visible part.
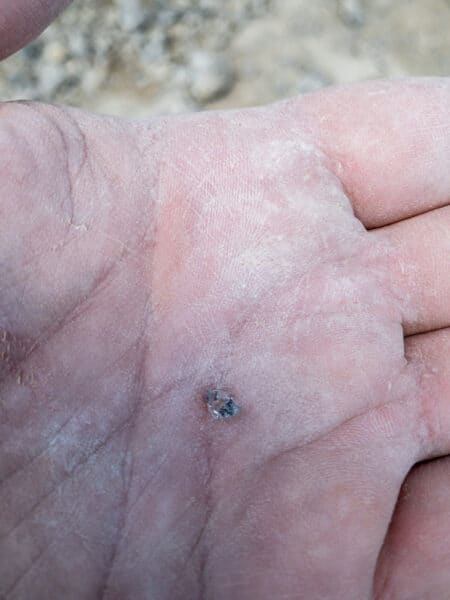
[0,0,72,60]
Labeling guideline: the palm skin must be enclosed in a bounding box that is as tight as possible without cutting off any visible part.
[1,78,450,600]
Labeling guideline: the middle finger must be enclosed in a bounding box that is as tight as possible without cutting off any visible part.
[372,204,450,336]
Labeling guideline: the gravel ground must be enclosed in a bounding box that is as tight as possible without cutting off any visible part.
[0,0,449,116]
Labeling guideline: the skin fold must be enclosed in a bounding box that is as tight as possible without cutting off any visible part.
[1,4,450,599]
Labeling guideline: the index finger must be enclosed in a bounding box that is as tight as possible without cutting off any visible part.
[294,78,450,229]
[0,0,71,60]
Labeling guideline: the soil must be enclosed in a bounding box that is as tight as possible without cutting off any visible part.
[0,0,449,116]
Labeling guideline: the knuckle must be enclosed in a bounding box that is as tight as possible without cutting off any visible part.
[0,101,38,187]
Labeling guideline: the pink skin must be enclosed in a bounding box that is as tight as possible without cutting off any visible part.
[1,5,450,599]
[0,0,72,60]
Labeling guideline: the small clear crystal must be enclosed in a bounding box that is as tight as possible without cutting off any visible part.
[205,389,240,420]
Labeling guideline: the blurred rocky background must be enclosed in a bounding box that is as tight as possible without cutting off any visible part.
[0,0,449,116]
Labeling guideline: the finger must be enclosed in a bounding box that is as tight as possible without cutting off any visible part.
[295,78,450,228]
[0,0,71,60]
[374,457,450,599]
[404,327,450,458]
[372,205,450,336]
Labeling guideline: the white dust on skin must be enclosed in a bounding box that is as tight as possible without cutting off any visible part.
[90,111,428,600]
[146,111,420,476]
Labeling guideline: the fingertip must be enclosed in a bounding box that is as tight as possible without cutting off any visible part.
[0,0,72,60]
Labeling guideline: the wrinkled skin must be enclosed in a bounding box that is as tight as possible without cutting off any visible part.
[1,79,450,600]
[2,6,450,600]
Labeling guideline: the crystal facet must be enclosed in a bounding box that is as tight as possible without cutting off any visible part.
[205,389,240,420]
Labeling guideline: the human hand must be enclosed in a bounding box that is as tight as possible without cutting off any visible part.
[1,5,450,600]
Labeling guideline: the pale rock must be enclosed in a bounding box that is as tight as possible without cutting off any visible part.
[42,41,67,64]
[338,0,366,28]
[187,51,235,103]
[116,0,153,32]
[37,63,66,96]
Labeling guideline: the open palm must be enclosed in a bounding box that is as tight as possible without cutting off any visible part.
[1,8,450,599]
